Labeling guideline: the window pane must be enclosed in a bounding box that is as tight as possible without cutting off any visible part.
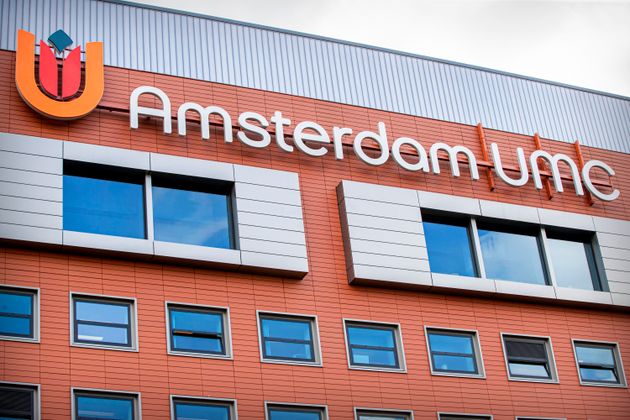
[173,335,223,353]
[174,401,230,420]
[579,367,618,382]
[76,301,129,324]
[261,318,311,341]
[351,347,397,367]
[359,415,407,420]
[428,333,474,355]
[576,345,615,367]
[0,315,31,337]
[0,292,32,315]
[508,362,550,378]
[264,340,312,360]
[347,325,395,348]
[423,219,476,277]
[76,395,133,420]
[170,309,222,334]
[433,354,476,373]
[547,238,599,290]
[478,227,546,284]
[64,174,145,239]
[77,323,129,345]
[153,185,232,248]
[0,387,34,420]
[268,408,322,420]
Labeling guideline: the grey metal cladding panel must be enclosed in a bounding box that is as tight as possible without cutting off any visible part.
[2,0,629,153]
[595,218,630,305]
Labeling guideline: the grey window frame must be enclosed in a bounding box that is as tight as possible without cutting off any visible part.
[437,413,493,420]
[571,339,627,388]
[501,333,559,383]
[425,326,485,379]
[72,388,141,420]
[265,402,328,420]
[343,319,406,373]
[355,407,414,420]
[0,285,39,343]
[0,381,40,420]
[170,395,237,420]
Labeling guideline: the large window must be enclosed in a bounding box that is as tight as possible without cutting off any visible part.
[344,320,405,371]
[266,404,326,420]
[72,294,136,350]
[0,286,37,341]
[0,383,38,420]
[172,397,235,420]
[167,304,230,358]
[74,390,138,420]
[546,231,603,291]
[258,312,321,365]
[426,328,483,377]
[423,213,477,277]
[502,334,557,382]
[355,409,412,420]
[573,341,626,386]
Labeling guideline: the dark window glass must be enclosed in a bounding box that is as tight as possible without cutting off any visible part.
[63,162,145,239]
[428,330,478,374]
[267,406,323,420]
[0,289,34,338]
[346,323,400,369]
[504,336,553,380]
[152,176,233,249]
[75,393,134,420]
[73,297,132,347]
[546,232,601,291]
[260,315,315,362]
[169,306,226,355]
[357,411,409,420]
[478,224,547,285]
[439,416,491,420]
[0,385,35,420]
[575,342,622,384]
[173,399,231,420]
[423,214,477,277]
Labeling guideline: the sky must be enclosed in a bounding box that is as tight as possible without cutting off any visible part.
[130,0,630,97]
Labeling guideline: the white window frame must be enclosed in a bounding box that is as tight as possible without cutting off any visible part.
[257,310,323,367]
[355,407,414,419]
[170,395,237,420]
[500,333,559,384]
[165,301,233,360]
[264,401,328,420]
[343,318,407,373]
[69,292,139,352]
[571,338,627,388]
[437,412,493,420]
[0,380,41,420]
[424,326,485,379]
[0,284,40,343]
[72,387,141,420]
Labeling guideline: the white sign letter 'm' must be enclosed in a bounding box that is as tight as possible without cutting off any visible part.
[130,86,172,134]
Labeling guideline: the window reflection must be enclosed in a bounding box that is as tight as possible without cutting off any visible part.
[267,407,323,420]
[428,330,478,374]
[75,394,135,420]
[346,323,400,369]
[73,298,132,347]
[169,306,226,355]
[173,400,231,420]
[260,315,316,362]
[423,214,477,277]
[546,233,601,291]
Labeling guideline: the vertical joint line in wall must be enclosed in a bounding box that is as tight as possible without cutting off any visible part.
[533,132,554,200]
[476,123,495,191]
[145,173,154,241]
[573,140,595,206]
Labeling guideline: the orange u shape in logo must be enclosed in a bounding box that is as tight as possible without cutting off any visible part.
[15,29,104,120]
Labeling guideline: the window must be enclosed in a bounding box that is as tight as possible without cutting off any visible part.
[356,409,412,420]
[258,312,321,365]
[172,397,235,420]
[0,383,38,420]
[423,213,477,277]
[546,231,603,291]
[573,341,626,386]
[502,335,557,382]
[477,223,547,285]
[426,328,484,377]
[167,304,231,358]
[74,390,138,420]
[266,404,326,420]
[0,286,37,341]
[152,175,234,249]
[344,320,405,371]
[438,415,491,420]
[72,294,136,350]
[64,161,146,239]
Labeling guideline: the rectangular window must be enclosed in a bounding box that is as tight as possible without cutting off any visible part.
[0,286,37,340]
[423,213,477,277]
[356,409,411,420]
[63,161,146,239]
[258,312,320,365]
[438,415,491,420]
[426,328,483,377]
[502,335,557,382]
[74,390,138,420]
[344,320,405,371]
[546,231,602,291]
[167,304,230,358]
[172,397,235,420]
[0,383,38,420]
[267,404,326,420]
[72,294,136,350]
[573,341,626,386]
[152,175,234,249]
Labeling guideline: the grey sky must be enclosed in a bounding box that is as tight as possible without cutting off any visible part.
[130,0,630,97]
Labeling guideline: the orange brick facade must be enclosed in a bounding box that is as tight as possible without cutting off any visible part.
[1,49,629,419]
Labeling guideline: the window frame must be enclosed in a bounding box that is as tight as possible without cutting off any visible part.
[264,401,328,420]
[437,412,493,420]
[354,407,414,420]
[500,333,559,384]
[165,302,233,360]
[170,395,237,420]
[0,381,40,420]
[343,318,407,373]
[72,387,141,420]
[0,285,39,343]
[70,292,138,352]
[515,417,567,420]
[424,326,485,379]
[571,339,627,388]
[257,310,323,367]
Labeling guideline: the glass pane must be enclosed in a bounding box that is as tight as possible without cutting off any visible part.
[428,332,474,355]
[264,340,312,361]
[174,401,230,420]
[351,347,397,367]
[261,318,311,341]
[173,335,223,354]
[359,415,407,420]
[478,227,546,284]
[423,220,476,277]
[0,315,31,337]
[76,395,133,420]
[77,323,129,345]
[76,301,129,324]
[508,362,550,378]
[0,292,32,315]
[433,354,476,373]
[268,408,321,420]
[153,186,231,248]
[576,345,615,367]
[548,238,598,290]
[170,309,222,334]
[64,175,145,239]
[347,325,395,348]
[580,367,618,383]
[0,388,33,419]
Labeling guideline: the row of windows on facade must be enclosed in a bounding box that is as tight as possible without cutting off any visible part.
[1,286,626,389]
[62,161,606,292]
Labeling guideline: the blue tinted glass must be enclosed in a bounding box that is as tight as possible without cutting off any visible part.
[0,292,32,315]
[428,333,474,354]
[76,395,133,420]
[173,336,223,353]
[153,186,231,248]
[508,362,549,378]
[433,354,476,372]
[264,340,312,360]
[580,367,617,382]
[262,318,311,341]
[548,238,597,290]
[351,347,397,367]
[77,324,129,345]
[76,301,129,324]
[64,175,145,239]
[0,315,31,336]
[170,310,222,334]
[576,345,615,366]
[478,228,546,284]
[347,326,395,348]
[175,402,230,420]
[268,408,321,420]
[424,220,476,277]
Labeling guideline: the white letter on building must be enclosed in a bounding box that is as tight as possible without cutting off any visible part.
[490,143,529,187]
[530,150,584,196]
[332,127,353,160]
[237,112,271,148]
[270,111,293,152]
[293,121,330,157]
[353,122,389,166]
[429,143,479,180]
[581,160,620,201]
[391,137,429,172]
[177,102,232,142]
[130,86,172,134]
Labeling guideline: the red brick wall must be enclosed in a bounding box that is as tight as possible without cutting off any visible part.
[1,50,629,419]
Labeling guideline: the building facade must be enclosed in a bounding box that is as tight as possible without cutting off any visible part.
[1,1,630,419]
